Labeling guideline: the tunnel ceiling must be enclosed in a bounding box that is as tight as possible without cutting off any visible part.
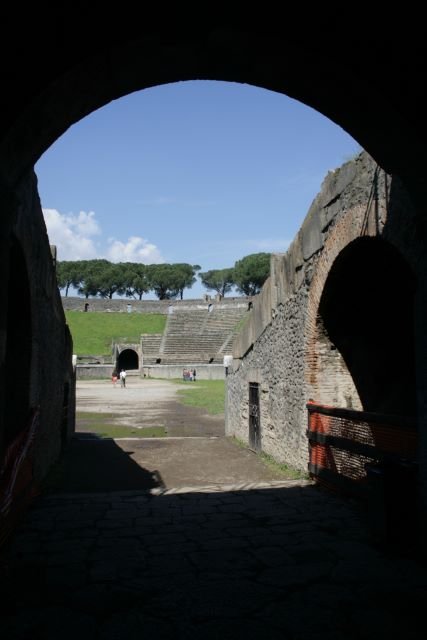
[0,17,425,206]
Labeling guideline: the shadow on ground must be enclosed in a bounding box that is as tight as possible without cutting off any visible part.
[1,483,427,639]
[42,438,160,493]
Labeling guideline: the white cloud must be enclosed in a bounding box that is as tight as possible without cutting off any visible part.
[43,209,101,260]
[106,236,164,264]
[43,208,165,265]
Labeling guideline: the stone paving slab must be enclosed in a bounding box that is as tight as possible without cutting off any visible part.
[1,482,427,639]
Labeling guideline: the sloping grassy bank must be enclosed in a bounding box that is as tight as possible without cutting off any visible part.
[65,310,166,356]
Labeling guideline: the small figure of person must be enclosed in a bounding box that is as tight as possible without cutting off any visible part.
[120,369,127,388]
[192,368,197,382]
[112,370,118,386]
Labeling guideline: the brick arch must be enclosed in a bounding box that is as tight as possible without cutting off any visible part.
[304,202,375,408]
[305,203,381,401]
[305,201,416,416]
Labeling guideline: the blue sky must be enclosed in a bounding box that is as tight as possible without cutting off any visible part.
[35,80,360,299]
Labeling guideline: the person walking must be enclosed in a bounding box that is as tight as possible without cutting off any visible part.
[192,368,197,382]
[112,370,118,386]
[120,369,127,388]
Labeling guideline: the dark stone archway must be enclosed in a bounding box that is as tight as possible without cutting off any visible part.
[0,19,425,208]
[0,16,427,526]
[318,237,416,417]
[117,349,139,371]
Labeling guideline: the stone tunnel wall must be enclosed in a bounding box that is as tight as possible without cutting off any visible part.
[0,171,75,484]
[226,151,427,472]
[226,286,309,469]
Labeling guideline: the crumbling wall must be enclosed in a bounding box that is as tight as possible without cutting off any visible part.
[227,151,424,471]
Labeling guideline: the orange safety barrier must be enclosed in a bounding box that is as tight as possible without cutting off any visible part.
[0,407,40,548]
[307,402,417,493]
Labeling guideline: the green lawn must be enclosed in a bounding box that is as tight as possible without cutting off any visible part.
[76,411,166,438]
[175,379,225,415]
[65,311,166,356]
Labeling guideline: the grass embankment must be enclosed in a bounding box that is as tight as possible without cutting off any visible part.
[232,436,308,480]
[259,451,308,480]
[77,411,166,438]
[175,379,225,415]
[65,311,166,356]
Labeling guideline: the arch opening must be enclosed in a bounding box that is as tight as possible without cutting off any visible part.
[117,348,139,371]
[316,237,416,417]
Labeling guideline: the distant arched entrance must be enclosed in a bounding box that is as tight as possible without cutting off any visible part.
[117,349,139,371]
[316,237,416,416]
[3,237,32,449]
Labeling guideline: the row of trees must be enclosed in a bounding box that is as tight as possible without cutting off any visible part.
[56,253,271,300]
[199,253,271,296]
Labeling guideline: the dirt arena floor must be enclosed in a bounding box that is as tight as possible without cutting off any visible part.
[53,378,294,493]
[76,378,224,437]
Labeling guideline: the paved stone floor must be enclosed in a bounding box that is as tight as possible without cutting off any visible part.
[1,480,427,639]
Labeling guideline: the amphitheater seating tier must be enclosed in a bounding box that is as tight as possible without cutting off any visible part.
[140,333,163,365]
[142,307,246,365]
